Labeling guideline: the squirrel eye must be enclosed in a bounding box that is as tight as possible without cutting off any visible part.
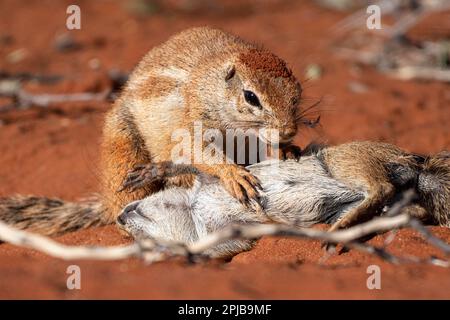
[243,90,261,108]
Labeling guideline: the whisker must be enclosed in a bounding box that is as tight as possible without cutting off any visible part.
[297,97,323,117]
[228,121,265,131]
[264,110,279,122]
[299,97,321,101]
[298,116,321,128]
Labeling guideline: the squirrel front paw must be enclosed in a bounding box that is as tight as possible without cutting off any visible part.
[219,165,263,208]
[280,144,302,161]
[119,162,171,192]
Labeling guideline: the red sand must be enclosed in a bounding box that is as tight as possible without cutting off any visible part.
[0,0,449,299]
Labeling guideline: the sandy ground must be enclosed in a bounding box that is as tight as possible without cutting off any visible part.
[0,0,449,299]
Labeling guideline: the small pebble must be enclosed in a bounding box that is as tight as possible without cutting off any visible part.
[305,64,322,81]
[6,48,28,64]
[348,81,369,94]
[88,58,101,70]
[0,79,21,94]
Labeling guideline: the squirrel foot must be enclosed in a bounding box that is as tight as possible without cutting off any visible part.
[195,164,263,209]
[119,161,172,192]
[220,165,263,209]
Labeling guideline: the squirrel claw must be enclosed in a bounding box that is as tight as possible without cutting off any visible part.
[120,162,168,192]
[220,166,263,211]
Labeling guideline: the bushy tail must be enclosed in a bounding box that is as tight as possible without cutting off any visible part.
[385,151,450,227]
[0,195,108,237]
[418,152,450,227]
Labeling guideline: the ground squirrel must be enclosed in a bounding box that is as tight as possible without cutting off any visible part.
[118,141,450,258]
[0,26,303,236]
[101,26,303,222]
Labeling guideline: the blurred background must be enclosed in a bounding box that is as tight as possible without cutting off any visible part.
[0,0,449,199]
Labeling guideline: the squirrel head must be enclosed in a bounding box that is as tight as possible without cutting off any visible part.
[193,48,302,144]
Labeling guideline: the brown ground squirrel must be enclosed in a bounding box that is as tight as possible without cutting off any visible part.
[0,26,303,236]
[101,26,303,222]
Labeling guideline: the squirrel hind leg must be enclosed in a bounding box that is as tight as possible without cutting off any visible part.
[401,204,435,224]
[328,182,396,233]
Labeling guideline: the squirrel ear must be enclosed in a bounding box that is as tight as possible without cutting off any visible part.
[225,65,236,81]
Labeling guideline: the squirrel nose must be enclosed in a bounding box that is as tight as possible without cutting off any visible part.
[117,212,128,225]
[117,200,141,225]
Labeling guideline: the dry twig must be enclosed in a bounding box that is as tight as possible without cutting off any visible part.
[0,70,129,111]
[0,205,449,266]
[0,80,110,110]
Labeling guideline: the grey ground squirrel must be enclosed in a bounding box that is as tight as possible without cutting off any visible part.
[118,141,450,258]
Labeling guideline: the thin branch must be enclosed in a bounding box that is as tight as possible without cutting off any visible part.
[0,209,449,266]
[0,70,129,110]
[0,189,448,265]
[0,71,63,84]
[388,67,450,82]
[0,219,141,260]
[16,89,110,108]
[0,80,110,110]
